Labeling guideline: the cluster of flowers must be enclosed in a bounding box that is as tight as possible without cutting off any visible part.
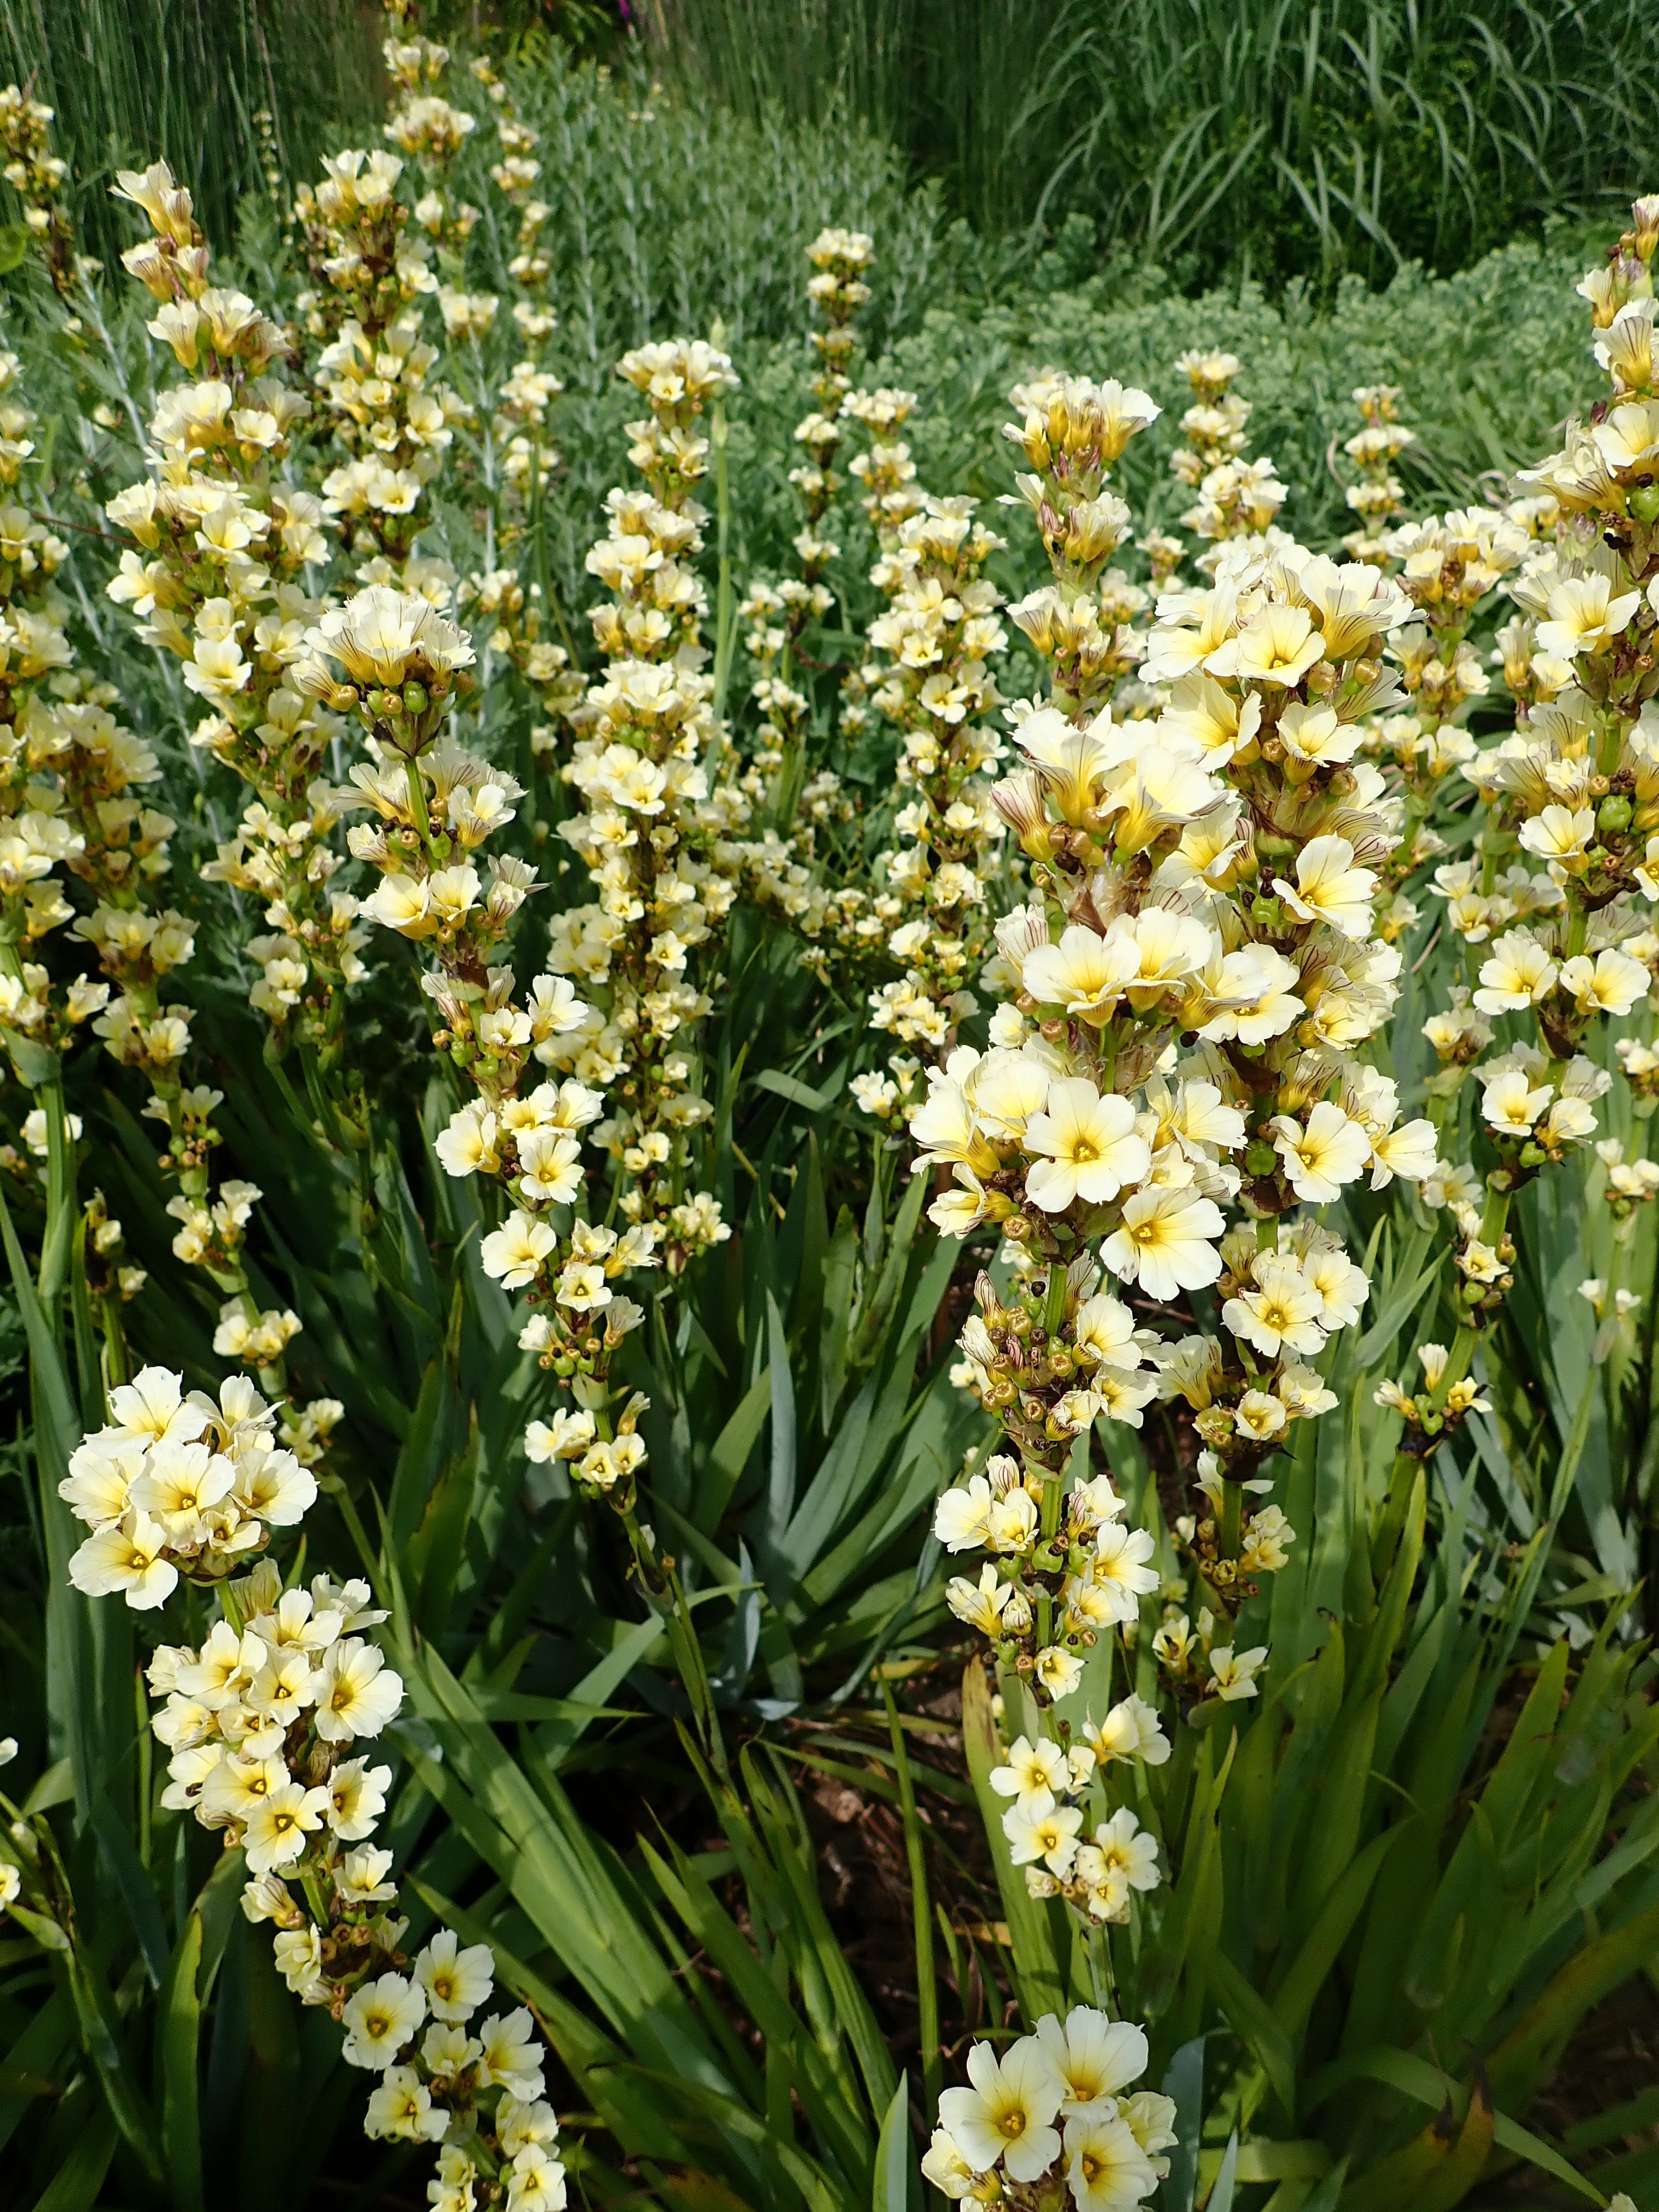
[0,349,123,1055]
[734,237,892,960]
[0,84,89,299]
[1365,195,1659,1452]
[294,587,612,1332]
[442,67,581,731]
[1339,383,1415,562]
[728,227,880,951]
[315,340,743,1512]
[460,566,585,762]
[1363,503,1531,867]
[542,337,743,1279]
[98,155,367,1334]
[1167,349,1287,560]
[0,335,264,1368]
[383,35,480,257]
[1002,371,1162,721]
[924,2008,1176,2212]
[988,1706,1167,1920]
[908,365,1450,1933]
[52,1361,560,2211]
[847,497,1011,1089]
[745,225,873,685]
[60,1365,319,1601]
[474,53,559,347]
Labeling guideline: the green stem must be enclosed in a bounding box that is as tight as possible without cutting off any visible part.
[711,395,735,727]
[38,1077,76,1305]
[403,757,433,846]
[883,1681,941,2118]
[1564,895,1589,962]
[1043,1259,1068,1336]
[1433,1182,1513,1401]
[1219,1478,1243,1562]
[620,1504,729,1778]
[1035,1457,1064,1655]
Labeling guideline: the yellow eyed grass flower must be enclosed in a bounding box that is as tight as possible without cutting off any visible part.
[1024,1081,1151,1212]
[1035,2008,1150,2117]
[937,2037,1066,2184]
[1102,1187,1225,1302]
[1481,1070,1554,1134]
[1273,834,1378,938]
[1063,2113,1159,2212]
[1270,1103,1372,1205]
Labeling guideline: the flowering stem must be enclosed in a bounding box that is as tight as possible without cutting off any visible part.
[620,1503,729,1780]
[301,1867,331,1929]
[711,392,734,726]
[38,1077,76,1306]
[403,756,434,847]
[1435,1182,1513,1402]
[1219,1478,1243,1563]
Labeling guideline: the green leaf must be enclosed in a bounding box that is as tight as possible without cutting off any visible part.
[820,1208,858,1424]
[698,1365,773,1535]
[532,1611,667,1766]
[6,1904,69,1953]
[0,1990,72,2153]
[1338,2073,1494,2212]
[1488,1892,1659,2115]
[0,224,30,275]
[1208,2134,1240,2212]
[1350,1236,1438,1368]
[754,1067,844,1113]
[86,1783,170,1989]
[1270,1827,1399,2047]
[26,2104,117,2212]
[873,2072,916,2211]
[1208,1948,1296,2123]
[755,1291,797,1590]
[1160,2036,1206,2212]
[159,1908,206,2212]
[1301,2045,1603,2204]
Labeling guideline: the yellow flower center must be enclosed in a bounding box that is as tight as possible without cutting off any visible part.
[1000,2109,1026,2139]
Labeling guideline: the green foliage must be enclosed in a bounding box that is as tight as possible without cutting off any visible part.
[652,0,1659,285]
[857,241,1608,564]
[0,17,1655,2212]
[0,0,380,261]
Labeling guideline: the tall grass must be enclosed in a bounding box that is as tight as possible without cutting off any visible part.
[0,0,379,258]
[648,0,1659,283]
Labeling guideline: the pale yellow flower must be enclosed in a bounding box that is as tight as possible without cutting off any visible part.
[937,2037,1065,2184]
[1270,1103,1371,1204]
[1025,1081,1151,1211]
[1516,803,1594,868]
[1559,947,1648,1016]
[1103,1187,1225,1301]
[1535,575,1641,659]
[1274,834,1376,938]
[1473,928,1557,1013]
